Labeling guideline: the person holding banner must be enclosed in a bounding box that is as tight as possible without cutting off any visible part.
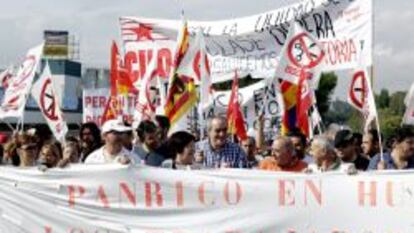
[259,136,307,172]
[334,129,370,171]
[57,136,81,168]
[287,128,313,164]
[197,116,247,168]
[361,129,382,159]
[37,142,62,169]
[306,136,357,174]
[368,126,414,170]
[161,131,202,170]
[240,136,264,168]
[85,119,139,165]
[79,122,102,162]
[14,133,38,167]
[133,120,165,167]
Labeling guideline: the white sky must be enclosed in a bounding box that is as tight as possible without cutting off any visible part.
[1,0,413,98]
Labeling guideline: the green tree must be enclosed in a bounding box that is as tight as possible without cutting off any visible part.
[376,89,390,109]
[315,72,338,119]
[389,91,406,115]
[378,108,403,139]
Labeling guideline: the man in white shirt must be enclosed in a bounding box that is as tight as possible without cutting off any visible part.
[306,136,356,174]
[85,119,140,164]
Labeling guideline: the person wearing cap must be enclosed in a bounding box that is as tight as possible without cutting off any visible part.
[259,136,307,172]
[334,129,369,171]
[368,126,414,170]
[85,119,140,164]
[306,136,357,174]
[133,120,166,167]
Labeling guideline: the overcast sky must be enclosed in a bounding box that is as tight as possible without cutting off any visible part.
[1,0,412,98]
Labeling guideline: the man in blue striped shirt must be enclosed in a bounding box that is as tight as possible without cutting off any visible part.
[196,116,248,168]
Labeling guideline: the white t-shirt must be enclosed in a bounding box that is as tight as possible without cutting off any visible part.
[84,146,140,164]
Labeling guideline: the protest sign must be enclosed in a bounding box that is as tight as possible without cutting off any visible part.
[120,0,372,84]
[0,165,413,232]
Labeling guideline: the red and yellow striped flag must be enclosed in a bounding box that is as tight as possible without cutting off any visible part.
[164,20,198,126]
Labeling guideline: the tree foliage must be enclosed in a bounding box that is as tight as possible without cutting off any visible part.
[315,72,338,119]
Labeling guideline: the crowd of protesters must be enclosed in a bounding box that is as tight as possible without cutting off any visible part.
[0,115,413,174]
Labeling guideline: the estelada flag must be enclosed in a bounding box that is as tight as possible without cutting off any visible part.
[164,20,198,126]
[227,71,247,141]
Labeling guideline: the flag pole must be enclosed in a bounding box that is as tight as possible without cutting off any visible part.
[1,119,15,132]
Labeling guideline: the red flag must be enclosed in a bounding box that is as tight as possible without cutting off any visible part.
[296,70,313,137]
[103,41,137,124]
[227,71,247,141]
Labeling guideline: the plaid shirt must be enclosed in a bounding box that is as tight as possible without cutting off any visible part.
[197,139,248,168]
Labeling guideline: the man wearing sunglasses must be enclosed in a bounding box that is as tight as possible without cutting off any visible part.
[85,119,140,165]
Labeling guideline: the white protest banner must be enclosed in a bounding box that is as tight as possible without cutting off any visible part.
[202,79,283,137]
[0,43,44,119]
[1,165,414,232]
[83,88,138,127]
[120,0,372,84]
[31,63,68,141]
[274,22,325,86]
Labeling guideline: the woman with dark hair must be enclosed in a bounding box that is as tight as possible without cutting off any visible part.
[79,122,102,162]
[162,131,201,170]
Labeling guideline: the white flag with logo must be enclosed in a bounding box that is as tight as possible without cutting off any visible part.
[403,82,414,125]
[134,46,159,123]
[348,66,378,133]
[273,22,325,86]
[0,43,44,119]
[31,63,68,141]
[0,66,14,89]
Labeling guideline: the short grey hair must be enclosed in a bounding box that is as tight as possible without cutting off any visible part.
[311,136,335,152]
[206,115,227,132]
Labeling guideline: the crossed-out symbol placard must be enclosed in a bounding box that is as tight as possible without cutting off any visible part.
[287,32,324,69]
[40,78,59,121]
[349,70,367,109]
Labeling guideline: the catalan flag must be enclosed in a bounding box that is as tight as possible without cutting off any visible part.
[164,20,198,126]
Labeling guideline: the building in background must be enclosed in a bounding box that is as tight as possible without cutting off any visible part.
[0,30,83,129]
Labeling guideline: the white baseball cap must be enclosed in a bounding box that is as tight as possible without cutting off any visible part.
[101,119,132,134]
